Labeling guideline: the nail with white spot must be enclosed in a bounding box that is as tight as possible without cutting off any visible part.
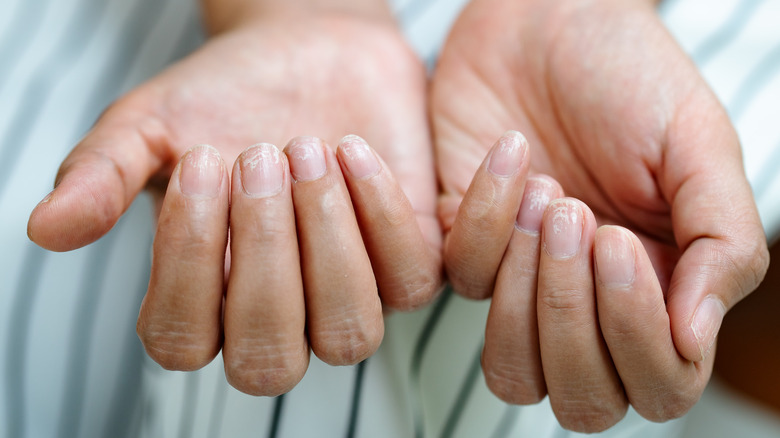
[595,226,636,287]
[239,143,284,197]
[543,199,582,259]
[516,176,557,233]
[286,137,326,182]
[180,144,223,198]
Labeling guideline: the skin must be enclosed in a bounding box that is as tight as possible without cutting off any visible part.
[433,0,769,432]
[27,4,442,396]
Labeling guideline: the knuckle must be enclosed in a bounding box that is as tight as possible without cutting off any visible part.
[482,361,546,405]
[746,239,770,289]
[634,387,700,422]
[157,212,220,250]
[381,269,442,311]
[722,236,770,301]
[225,343,307,397]
[377,201,413,228]
[461,195,508,228]
[136,319,216,371]
[312,315,383,366]
[450,275,492,300]
[600,307,664,343]
[553,400,627,434]
[539,287,587,313]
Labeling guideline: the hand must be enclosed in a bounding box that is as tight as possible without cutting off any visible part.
[28,10,441,395]
[431,0,769,431]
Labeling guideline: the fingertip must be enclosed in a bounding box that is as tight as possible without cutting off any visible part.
[444,132,533,299]
[541,198,589,260]
[515,175,564,233]
[688,295,727,362]
[27,173,124,252]
[29,116,167,251]
[284,136,328,182]
[486,130,529,177]
[666,237,754,362]
[233,143,286,198]
[594,226,637,288]
[177,144,226,198]
[337,135,382,180]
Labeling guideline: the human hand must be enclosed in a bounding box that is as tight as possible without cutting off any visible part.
[431,0,769,431]
[27,7,441,395]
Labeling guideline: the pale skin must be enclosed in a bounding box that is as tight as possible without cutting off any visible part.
[26,0,769,433]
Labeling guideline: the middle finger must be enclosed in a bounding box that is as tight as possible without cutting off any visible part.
[537,198,627,433]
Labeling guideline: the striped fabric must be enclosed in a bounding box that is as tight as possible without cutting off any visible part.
[0,0,778,437]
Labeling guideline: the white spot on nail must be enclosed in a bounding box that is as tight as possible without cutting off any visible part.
[527,189,551,212]
[243,144,280,170]
[551,204,573,234]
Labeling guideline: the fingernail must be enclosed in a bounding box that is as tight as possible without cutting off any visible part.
[338,135,380,179]
[543,199,582,259]
[691,296,726,361]
[595,227,636,287]
[239,143,284,197]
[286,136,326,182]
[516,176,556,233]
[487,130,528,177]
[180,145,223,198]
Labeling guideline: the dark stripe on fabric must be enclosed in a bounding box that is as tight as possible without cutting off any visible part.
[439,342,482,438]
[178,372,201,438]
[57,224,123,438]
[410,287,454,438]
[691,0,764,65]
[206,373,228,438]
[0,0,106,196]
[489,405,521,438]
[101,235,152,438]
[3,244,48,438]
[0,0,53,87]
[267,394,287,438]
[728,39,780,120]
[346,359,369,438]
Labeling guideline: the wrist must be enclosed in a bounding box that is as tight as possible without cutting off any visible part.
[201,0,394,35]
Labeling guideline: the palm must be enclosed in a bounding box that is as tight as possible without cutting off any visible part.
[116,15,436,238]
[432,0,731,286]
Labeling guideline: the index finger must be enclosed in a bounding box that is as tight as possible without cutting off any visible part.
[443,131,530,299]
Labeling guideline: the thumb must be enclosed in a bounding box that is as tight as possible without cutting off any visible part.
[27,106,169,251]
[664,102,770,362]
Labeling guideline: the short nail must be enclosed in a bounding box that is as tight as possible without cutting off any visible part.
[595,227,636,287]
[543,199,582,259]
[180,145,223,198]
[516,176,556,233]
[239,143,284,197]
[286,137,326,182]
[487,130,528,177]
[691,296,726,361]
[338,135,380,179]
